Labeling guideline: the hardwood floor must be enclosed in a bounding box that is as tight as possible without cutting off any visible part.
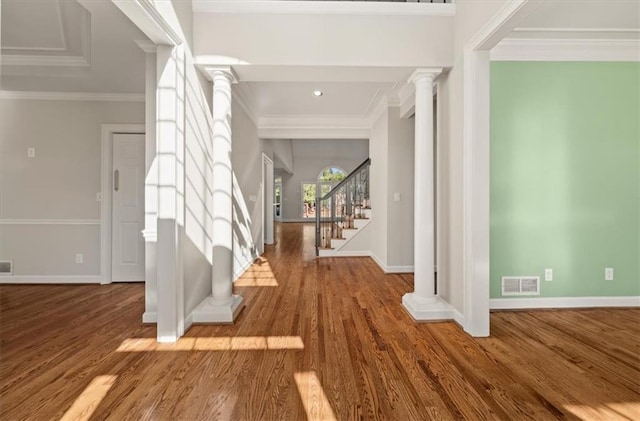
[1,222,639,420]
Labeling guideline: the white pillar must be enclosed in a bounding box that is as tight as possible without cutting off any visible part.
[136,40,159,325]
[192,67,244,323]
[156,44,185,342]
[402,68,454,321]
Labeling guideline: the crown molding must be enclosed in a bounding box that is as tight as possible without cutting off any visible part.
[513,27,640,34]
[0,91,145,102]
[135,39,157,54]
[257,115,370,140]
[491,38,640,62]
[233,84,259,126]
[193,1,455,16]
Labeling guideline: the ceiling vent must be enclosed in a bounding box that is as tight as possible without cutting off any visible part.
[0,261,13,275]
[501,276,540,296]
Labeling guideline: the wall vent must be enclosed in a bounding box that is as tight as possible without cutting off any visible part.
[0,261,13,275]
[501,276,540,296]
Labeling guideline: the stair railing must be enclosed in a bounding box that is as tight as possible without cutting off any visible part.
[315,158,371,256]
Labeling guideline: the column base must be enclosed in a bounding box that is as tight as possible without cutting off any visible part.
[402,293,454,321]
[191,294,244,324]
[142,311,157,324]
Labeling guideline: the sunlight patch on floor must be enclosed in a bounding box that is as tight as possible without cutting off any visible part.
[61,375,117,421]
[294,371,337,421]
[117,336,305,352]
[235,259,279,287]
[564,402,640,420]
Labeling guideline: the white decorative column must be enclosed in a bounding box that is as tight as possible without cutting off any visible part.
[192,67,244,323]
[402,68,454,321]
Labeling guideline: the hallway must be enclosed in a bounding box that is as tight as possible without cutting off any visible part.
[1,223,638,420]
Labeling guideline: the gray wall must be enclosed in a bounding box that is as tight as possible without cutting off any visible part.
[0,99,144,279]
[365,107,415,270]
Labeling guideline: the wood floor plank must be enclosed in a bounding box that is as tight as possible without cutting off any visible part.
[1,223,639,420]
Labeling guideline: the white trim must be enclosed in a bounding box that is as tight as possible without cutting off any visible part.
[233,257,254,282]
[0,219,100,225]
[258,121,370,140]
[100,124,146,285]
[491,38,640,62]
[318,250,371,258]
[142,311,157,323]
[112,0,183,46]
[462,0,539,338]
[453,310,464,327]
[184,313,194,333]
[0,55,89,67]
[0,91,145,102]
[385,265,414,274]
[0,275,102,284]
[233,85,259,126]
[368,95,389,127]
[193,1,455,16]
[465,0,537,51]
[490,296,640,310]
[370,254,414,274]
[281,218,313,223]
[135,39,157,54]
[514,27,640,34]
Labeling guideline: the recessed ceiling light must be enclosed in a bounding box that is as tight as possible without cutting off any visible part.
[313,90,323,97]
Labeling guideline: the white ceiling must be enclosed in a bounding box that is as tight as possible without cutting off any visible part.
[244,81,398,117]
[1,0,149,93]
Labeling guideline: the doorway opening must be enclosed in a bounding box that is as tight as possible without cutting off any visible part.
[301,167,346,220]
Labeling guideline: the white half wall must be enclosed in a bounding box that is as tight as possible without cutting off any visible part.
[0,98,144,279]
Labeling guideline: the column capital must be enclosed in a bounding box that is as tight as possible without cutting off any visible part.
[408,68,443,85]
[205,66,239,84]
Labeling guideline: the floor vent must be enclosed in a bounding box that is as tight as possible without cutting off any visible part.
[501,276,540,296]
[0,261,13,275]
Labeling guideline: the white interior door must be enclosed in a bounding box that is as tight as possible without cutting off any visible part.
[263,154,274,245]
[112,133,145,282]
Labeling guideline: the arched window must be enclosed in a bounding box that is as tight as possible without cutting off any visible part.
[301,166,347,219]
[318,166,346,182]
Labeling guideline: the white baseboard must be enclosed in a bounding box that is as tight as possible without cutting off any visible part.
[490,296,640,310]
[0,275,102,284]
[233,258,255,281]
[319,250,371,258]
[453,309,464,327]
[282,218,313,223]
[369,254,414,274]
[184,313,193,332]
[386,265,414,274]
[142,311,157,324]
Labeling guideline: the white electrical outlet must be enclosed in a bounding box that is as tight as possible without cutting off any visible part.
[544,268,553,282]
[28,147,36,158]
[96,192,102,202]
[605,267,614,281]
[75,253,84,264]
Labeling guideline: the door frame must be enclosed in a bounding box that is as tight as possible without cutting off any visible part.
[262,153,274,250]
[100,124,145,284]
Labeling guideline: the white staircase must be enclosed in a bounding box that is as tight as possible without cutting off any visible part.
[317,208,371,257]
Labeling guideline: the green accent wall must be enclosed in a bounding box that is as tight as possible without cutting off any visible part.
[490,62,640,298]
